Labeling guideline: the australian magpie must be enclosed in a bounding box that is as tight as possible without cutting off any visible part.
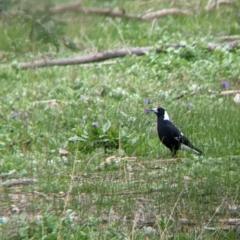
[151,107,202,157]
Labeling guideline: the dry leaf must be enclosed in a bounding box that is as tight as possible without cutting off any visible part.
[59,148,70,155]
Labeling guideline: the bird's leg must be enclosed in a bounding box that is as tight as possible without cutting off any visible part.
[171,149,177,158]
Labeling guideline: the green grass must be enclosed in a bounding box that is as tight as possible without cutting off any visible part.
[0,0,240,239]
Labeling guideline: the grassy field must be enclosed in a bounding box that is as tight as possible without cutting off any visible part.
[0,0,240,239]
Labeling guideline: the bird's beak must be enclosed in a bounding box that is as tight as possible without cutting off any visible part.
[151,108,158,113]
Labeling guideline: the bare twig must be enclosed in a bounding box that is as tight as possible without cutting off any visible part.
[32,99,64,105]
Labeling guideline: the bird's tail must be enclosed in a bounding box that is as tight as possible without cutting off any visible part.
[180,144,203,155]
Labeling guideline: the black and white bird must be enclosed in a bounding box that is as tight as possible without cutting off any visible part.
[151,107,202,157]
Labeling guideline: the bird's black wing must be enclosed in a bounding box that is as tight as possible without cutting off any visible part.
[163,121,182,138]
[166,121,202,155]
[178,132,202,155]
[158,121,182,148]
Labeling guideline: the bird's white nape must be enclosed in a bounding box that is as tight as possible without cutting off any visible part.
[164,111,170,120]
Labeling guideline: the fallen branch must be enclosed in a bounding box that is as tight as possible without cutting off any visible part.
[16,41,240,70]
[104,188,163,196]
[1,178,38,187]
[50,3,140,19]
[80,7,141,20]
[220,90,240,96]
[49,3,190,20]
[143,158,181,165]
[205,0,235,11]
[141,8,190,20]
[49,1,235,20]
[208,90,240,95]
[204,226,231,232]
[174,92,196,100]
[207,40,239,51]
[0,170,16,179]
[219,218,240,225]
[218,35,240,42]
[204,219,240,232]
[16,45,165,69]
[50,1,82,13]
[32,99,63,105]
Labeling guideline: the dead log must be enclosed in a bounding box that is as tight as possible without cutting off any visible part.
[1,178,38,187]
[17,46,167,69]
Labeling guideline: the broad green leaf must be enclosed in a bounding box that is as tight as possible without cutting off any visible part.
[102,120,111,133]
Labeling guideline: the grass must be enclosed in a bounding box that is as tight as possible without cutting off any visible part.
[0,0,240,239]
